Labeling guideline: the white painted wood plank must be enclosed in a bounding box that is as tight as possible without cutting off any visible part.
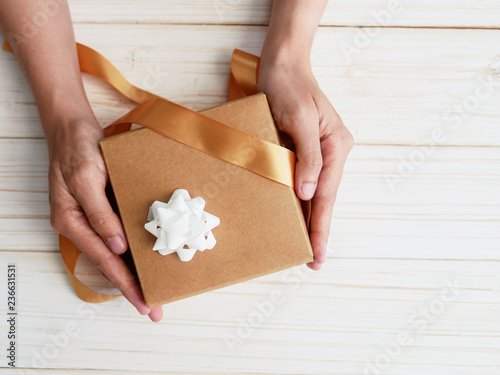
[0,6,499,373]
[1,25,499,146]
[1,139,499,257]
[0,251,499,373]
[67,0,500,28]
[8,372,231,375]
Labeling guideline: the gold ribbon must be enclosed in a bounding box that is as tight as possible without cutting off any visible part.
[229,49,260,100]
[3,41,293,303]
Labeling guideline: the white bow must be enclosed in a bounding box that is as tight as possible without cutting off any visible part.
[144,189,220,262]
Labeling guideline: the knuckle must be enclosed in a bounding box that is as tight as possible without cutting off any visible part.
[328,127,354,155]
[309,227,327,242]
[284,106,316,129]
[326,190,338,207]
[49,214,64,233]
[65,160,104,189]
[304,150,323,171]
[318,183,339,207]
[49,205,73,234]
[342,130,355,151]
[87,211,110,234]
[320,189,338,208]
[92,251,116,274]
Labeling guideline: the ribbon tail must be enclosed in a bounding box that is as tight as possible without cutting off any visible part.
[2,40,13,52]
[76,43,161,104]
[59,235,121,303]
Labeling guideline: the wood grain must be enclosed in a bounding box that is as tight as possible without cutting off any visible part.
[0,250,499,373]
[67,0,500,28]
[1,1,499,374]
[1,140,499,258]
[1,25,499,146]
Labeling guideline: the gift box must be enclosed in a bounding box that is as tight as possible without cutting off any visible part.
[1,39,314,306]
[100,93,313,307]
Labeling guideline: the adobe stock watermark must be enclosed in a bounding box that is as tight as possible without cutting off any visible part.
[139,65,170,94]
[15,298,126,375]
[385,70,500,192]
[201,125,277,200]
[222,266,310,353]
[340,0,404,64]
[363,278,463,375]
[120,50,171,101]
[4,0,67,54]
[214,0,243,21]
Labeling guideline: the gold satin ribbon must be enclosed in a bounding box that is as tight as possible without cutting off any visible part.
[229,49,260,101]
[3,40,294,303]
[78,43,295,187]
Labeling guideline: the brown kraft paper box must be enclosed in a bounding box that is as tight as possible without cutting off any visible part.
[100,93,313,307]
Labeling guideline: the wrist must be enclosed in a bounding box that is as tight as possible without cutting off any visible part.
[39,90,99,141]
[260,31,312,70]
[43,109,102,159]
[261,47,310,71]
[261,0,326,70]
[46,119,103,162]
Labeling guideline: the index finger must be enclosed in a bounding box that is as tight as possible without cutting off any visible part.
[308,135,352,270]
[50,165,163,321]
[68,222,151,312]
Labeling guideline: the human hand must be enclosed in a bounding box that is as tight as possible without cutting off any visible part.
[46,118,163,321]
[258,59,354,270]
[0,0,162,321]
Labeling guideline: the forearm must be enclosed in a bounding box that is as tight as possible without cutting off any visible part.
[0,0,96,146]
[261,0,327,67]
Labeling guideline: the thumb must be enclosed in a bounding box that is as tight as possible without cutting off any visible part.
[295,138,323,201]
[73,183,129,255]
[282,108,323,201]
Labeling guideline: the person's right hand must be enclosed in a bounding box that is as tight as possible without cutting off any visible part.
[46,118,163,322]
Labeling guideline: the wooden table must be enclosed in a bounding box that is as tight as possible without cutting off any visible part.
[1,1,499,374]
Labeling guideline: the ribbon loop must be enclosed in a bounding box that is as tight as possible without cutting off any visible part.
[76,43,295,187]
[229,49,260,100]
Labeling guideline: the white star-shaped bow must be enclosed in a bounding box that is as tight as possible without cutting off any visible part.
[144,189,220,261]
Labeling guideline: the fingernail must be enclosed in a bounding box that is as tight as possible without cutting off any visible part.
[137,305,151,316]
[300,183,316,200]
[107,235,126,254]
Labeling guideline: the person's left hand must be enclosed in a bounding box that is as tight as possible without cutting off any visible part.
[258,59,354,270]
